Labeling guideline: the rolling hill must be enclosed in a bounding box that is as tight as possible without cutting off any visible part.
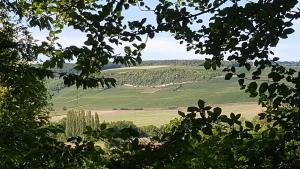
[47,61,300,125]
[47,63,256,113]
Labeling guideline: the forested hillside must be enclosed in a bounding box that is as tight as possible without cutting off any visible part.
[47,62,225,92]
[102,66,222,86]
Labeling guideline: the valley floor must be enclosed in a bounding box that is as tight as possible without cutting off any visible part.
[50,102,263,126]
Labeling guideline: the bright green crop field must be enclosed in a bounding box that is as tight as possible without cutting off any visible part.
[50,77,256,112]
[50,65,295,125]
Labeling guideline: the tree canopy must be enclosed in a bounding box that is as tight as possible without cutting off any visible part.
[0,0,299,168]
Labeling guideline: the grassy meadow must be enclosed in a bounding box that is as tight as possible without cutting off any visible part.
[51,102,263,126]
[48,65,276,126]
[50,77,257,110]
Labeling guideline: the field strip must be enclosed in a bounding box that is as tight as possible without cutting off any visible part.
[141,88,161,93]
[103,65,170,71]
[64,98,80,103]
[123,81,196,88]
[50,102,264,125]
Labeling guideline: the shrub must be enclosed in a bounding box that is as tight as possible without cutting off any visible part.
[62,106,67,111]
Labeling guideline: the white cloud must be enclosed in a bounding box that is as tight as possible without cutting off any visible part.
[142,37,206,60]
[31,27,86,47]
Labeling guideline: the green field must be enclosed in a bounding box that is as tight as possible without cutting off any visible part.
[50,77,256,111]
[48,65,272,125]
[51,102,263,126]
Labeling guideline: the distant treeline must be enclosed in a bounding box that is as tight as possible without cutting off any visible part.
[39,60,300,77]
[278,61,300,66]
[140,60,239,67]
[141,60,300,67]
[43,60,300,77]
[48,62,122,76]
[45,60,238,76]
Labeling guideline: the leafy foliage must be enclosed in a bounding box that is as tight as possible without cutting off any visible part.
[107,100,299,168]
[0,0,300,168]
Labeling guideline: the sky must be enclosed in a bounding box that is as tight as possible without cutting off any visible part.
[31,1,300,62]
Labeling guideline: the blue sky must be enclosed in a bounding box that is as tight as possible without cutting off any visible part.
[31,1,300,61]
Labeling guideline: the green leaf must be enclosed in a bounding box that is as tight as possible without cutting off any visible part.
[136,36,142,41]
[136,56,142,64]
[219,115,229,122]
[248,82,258,91]
[235,114,241,120]
[230,113,235,120]
[197,99,205,108]
[213,107,222,116]
[268,72,283,82]
[124,46,131,55]
[283,28,294,35]
[187,112,196,118]
[273,57,279,61]
[245,63,251,71]
[178,111,185,117]
[102,2,113,17]
[124,3,130,10]
[238,79,245,86]
[148,32,155,39]
[254,124,261,132]
[191,130,202,141]
[100,123,107,130]
[225,73,233,80]
[187,106,199,112]
[273,97,282,107]
[139,43,146,49]
[141,18,147,24]
[268,83,277,94]
[203,61,211,69]
[230,66,236,72]
[245,121,253,129]
[258,113,266,120]
[259,82,268,94]
[202,127,213,135]
[280,33,288,39]
[237,73,245,78]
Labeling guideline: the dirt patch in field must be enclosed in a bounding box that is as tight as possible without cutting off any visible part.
[141,88,161,93]
[50,115,66,122]
[90,109,175,116]
[104,65,170,71]
[211,102,265,119]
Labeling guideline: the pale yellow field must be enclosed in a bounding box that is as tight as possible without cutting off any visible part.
[50,102,263,126]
